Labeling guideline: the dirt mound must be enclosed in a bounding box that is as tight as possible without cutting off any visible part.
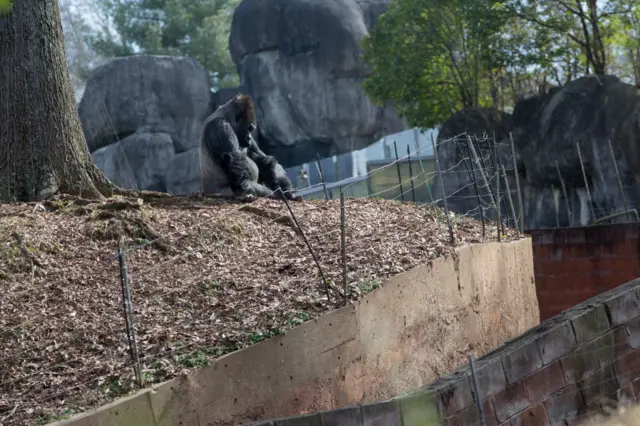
[0,194,519,425]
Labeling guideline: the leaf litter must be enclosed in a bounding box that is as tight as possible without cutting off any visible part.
[0,193,522,425]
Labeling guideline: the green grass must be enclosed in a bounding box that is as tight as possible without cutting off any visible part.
[358,278,381,294]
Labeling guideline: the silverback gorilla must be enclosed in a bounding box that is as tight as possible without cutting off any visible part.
[199,94,300,201]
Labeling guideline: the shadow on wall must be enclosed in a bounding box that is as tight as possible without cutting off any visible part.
[531,223,640,321]
[256,277,640,426]
[48,239,538,426]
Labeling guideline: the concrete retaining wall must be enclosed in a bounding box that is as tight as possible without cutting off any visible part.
[50,238,538,426]
[257,278,640,426]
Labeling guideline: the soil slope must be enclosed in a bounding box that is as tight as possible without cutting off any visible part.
[0,194,519,425]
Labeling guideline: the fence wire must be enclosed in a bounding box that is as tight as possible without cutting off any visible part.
[3,6,639,423]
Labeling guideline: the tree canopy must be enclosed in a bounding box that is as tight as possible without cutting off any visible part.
[362,0,640,128]
[0,0,11,13]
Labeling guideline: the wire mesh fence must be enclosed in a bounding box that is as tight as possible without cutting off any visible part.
[1,1,638,424]
[3,118,640,424]
[0,129,533,425]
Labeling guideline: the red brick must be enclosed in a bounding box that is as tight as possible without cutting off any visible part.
[534,260,568,275]
[511,403,550,426]
[537,323,577,365]
[540,260,591,277]
[532,245,550,260]
[482,398,498,426]
[561,228,588,245]
[502,340,544,384]
[614,349,640,387]
[567,242,591,259]
[531,230,556,245]
[523,361,565,402]
[578,364,618,407]
[548,246,563,261]
[631,377,640,399]
[593,258,640,277]
[539,305,567,321]
[543,385,585,426]
[493,381,531,423]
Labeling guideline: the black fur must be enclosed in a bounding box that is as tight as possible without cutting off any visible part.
[200,94,299,201]
[202,115,273,198]
[246,135,299,200]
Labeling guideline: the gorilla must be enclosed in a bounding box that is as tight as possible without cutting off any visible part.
[199,94,300,201]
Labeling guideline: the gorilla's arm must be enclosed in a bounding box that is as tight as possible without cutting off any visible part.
[204,117,275,198]
[245,135,271,163]
[246,136,300,200]
[220,152,275,198]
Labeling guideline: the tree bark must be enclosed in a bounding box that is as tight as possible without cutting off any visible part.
[0,0,116,203]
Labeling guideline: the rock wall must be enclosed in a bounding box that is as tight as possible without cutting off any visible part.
[432,75,640,230]
[227,0,406,167]
[78,0,407,193]
[79,55,212,194]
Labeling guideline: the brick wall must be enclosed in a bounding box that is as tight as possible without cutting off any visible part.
[532,223,640,321]
[251,278,640,426]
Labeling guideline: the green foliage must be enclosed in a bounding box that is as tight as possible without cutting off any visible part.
[89,0,241,89]
[358,278,381,294]
[498,0,632,77]
[607,3,640,83]
[0,0,12,14]
[287,311,311,327]
[248,328,283,344]
[362,0,639,128]
[175,350,210,368]
[361,0,511,128]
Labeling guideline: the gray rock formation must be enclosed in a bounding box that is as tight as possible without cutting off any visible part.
[433,75,640,230]
[79,55,213,194]
[164,149,201,195]
[93,133,175,192]
[229,0,406,168]
[78,0,406,191]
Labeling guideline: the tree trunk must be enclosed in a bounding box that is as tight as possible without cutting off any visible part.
[0,0,115,203]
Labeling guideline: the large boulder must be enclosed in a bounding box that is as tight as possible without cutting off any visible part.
[229,0,406,167]
[79,55,213,192]
[164,149,202,195]
[92,133,175,192]
[434,75,640,230]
